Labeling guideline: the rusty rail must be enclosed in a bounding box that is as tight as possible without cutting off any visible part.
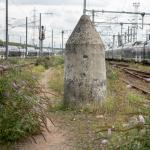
[109,62,150,95]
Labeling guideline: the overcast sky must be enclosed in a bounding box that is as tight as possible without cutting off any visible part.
[0,0,150,47]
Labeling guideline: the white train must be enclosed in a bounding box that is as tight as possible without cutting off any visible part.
[106,41,150,63]
[0,46,52,58]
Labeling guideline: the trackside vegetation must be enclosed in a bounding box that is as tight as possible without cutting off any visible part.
[0,58,50,144]
[48,62,150,150]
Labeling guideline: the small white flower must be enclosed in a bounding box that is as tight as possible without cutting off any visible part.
[127,85,132,88]
[101,139,108,145]
[138,115,145,125]
[122,123,129,128]
[96,115,104,119]
[112,125,115,129]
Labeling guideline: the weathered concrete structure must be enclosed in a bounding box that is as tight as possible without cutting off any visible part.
[64,15,106,105]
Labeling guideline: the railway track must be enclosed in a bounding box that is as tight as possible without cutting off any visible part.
[109,62,150,95]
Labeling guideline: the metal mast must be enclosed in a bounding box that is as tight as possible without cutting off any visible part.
[32,8,37,46]
[25,17,28,57]
[39,13,42,56]
[52,29,54,54]
[133,2,140,41]
[5,0,9,59]
[83,0,86,15]
[62,30,64,53]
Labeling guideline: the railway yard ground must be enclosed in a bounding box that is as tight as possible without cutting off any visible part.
[1,0,150,149]
[0,58,150,150]
[108,61,150,96]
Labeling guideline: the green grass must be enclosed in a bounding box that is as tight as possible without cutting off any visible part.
[130,63,150,72]
[35,56,64,69]
[47,62,149,149]
[0,58,37,66]
[31,65,45,76]
[0,62,49,144]
[48,65,64,96]
[0,68,37,143]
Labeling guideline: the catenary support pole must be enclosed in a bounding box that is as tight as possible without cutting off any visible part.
[39,13,42,56]
[128,26,130,42]
[52,29,54,54]
[92,9,95,23]
[25,17,28,57]
[62,30,64,54]
[112,35,115,59]
[5,0,9,59]
[120,23,123,46]
[83,0,86,15]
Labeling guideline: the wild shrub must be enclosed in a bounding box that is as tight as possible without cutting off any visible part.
[35,57,53,69]
[31,65,45,76]
[0,66,49,143]
[96,64,150,150]
[49,65,64,95]
[108,115,150,150]
[52,56,64,67]
[35,56,64,69]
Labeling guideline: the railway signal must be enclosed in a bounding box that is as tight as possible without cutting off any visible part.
[39,25,45,56]
[62,30,64,54]
[39,12,53,56]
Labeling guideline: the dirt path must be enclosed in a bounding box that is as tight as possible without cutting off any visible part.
[16,69,72,150]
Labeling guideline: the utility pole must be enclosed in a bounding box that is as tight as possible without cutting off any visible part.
[83,0,86,15]
[133,27,136,42]
[120,23,123,46]
[39,12,51,56]
[32,8,37,46]
[40,26,45,55]
[25,17,28,57]
[132,2,140,41]
[124,32,127,44]
[5,0,8,59]
[52,29,54,54]
[62,30,64,54]
[39,13,42,56]
[118,33,120,47]
[130,28,133,42]
[49,43,51,56]
[112,35,115,59]
[92,9,95,23]
[128,26,130,42]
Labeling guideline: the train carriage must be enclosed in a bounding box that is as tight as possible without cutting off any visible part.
[122,43,133,61]
[42,49,50,56]
[8,46,21,57]
[27,47,38,57]
[106,40,150,64]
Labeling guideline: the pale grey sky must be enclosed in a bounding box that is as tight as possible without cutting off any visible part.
[0,0,150,47]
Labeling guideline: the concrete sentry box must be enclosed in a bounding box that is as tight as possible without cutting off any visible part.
[64,15,106,106]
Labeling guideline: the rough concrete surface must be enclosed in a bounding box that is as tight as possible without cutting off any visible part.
[64,15,106,105]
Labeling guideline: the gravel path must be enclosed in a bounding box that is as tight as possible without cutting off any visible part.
[16,69,71,150]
